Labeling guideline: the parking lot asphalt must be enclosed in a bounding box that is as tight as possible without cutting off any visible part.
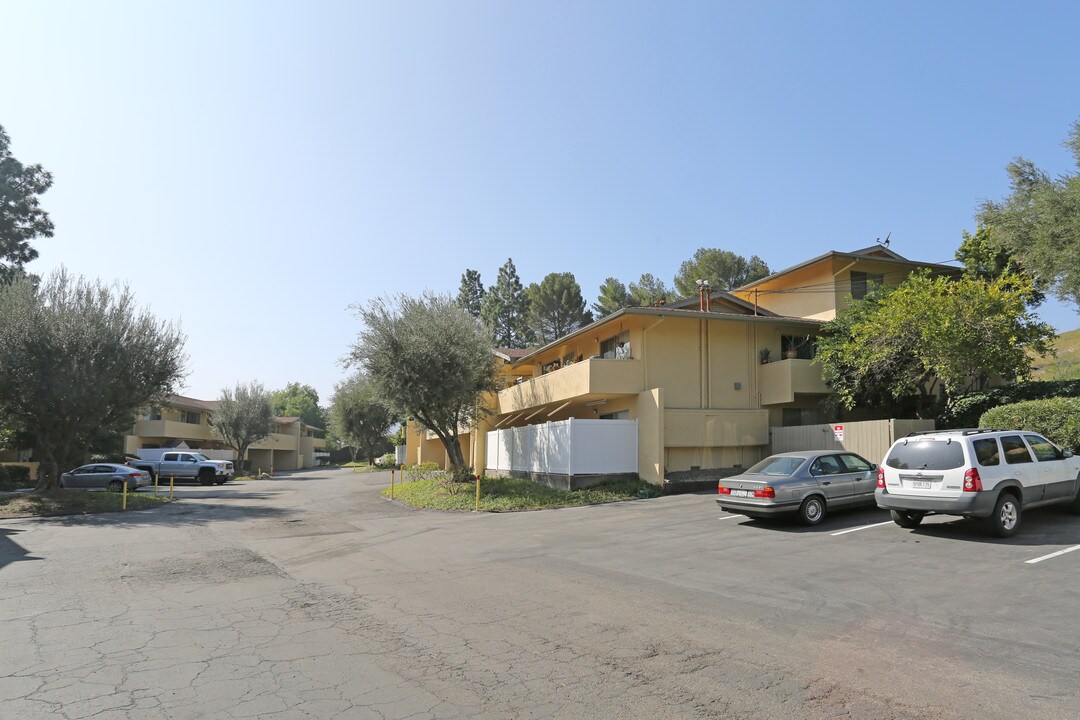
[2,468,1080,719]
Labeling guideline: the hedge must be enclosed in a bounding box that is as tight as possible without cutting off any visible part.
[940,380,1080,429]
[979,397,1080,452]
[0,465,32,486]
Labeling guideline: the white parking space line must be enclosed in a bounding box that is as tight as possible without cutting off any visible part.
[830,521,894,536]
[1025,544,1080,565]
[717,515,741,520]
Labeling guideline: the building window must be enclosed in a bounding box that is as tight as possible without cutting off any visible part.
[600,331,631,359]
[851,271,884,300]
[599,410,631,420]
[781,408,820,426]
[781,335,816,360]
[179,410,201,424]
[142,408,162,421]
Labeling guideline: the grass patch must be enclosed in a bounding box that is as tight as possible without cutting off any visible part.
[0,490,169,518]
[383,476,656,512]
[0,479,34,493]
[345,463,391,473]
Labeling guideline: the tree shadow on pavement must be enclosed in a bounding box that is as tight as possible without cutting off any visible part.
[0,527,41,572]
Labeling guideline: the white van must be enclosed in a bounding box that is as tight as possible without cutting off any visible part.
[875,429,1080,537]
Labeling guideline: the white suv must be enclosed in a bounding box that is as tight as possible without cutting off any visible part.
[876,429,1080,537]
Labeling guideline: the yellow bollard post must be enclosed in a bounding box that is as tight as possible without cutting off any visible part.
[390,469,395,500]
[475,474,480,512]
[122,479,128,511]
[270,465,274,477]
[154,472,159,499]
[169,474,174,501]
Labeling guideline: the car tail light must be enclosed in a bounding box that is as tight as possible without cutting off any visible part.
[963,468,983,492]
[753,487,775,499]
[876,467,886,488]
[717,484,731,495]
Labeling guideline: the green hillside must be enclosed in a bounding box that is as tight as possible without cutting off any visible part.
[1032,328,1080,381]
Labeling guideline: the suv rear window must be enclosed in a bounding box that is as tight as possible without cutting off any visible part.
[885,440,965,470]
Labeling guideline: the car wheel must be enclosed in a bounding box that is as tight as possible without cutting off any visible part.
[107,480,124,493]
[198,471,214,486]
[1070,478,1080,514]
[890,509,925,528]
[798,495,827,526]
[987,492,1022,538]
[214,479,225,485]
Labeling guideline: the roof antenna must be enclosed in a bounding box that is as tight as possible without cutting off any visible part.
[876,232,892,249]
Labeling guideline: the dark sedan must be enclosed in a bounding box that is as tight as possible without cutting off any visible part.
[59,463,151,492]
[716,451,879,525]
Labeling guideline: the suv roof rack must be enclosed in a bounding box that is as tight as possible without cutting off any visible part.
[905,428,1007,438]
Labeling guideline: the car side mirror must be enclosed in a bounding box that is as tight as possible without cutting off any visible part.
[1065,450,1074,459]
[869,463,878,471]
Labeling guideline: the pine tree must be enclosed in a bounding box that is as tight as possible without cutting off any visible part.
[527,272,593,344]
[456,269,485,318]
[593,277,633,317]
[480,258,532,348]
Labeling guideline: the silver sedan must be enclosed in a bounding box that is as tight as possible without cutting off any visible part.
[716,451,879,525]
[59,463,151,492]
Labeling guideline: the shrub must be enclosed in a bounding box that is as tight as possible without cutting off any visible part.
[0,464,32,488]
[979,397,1080,451]
[405,462,443,483]
[377,452,396,467]
[940,380,1080,429]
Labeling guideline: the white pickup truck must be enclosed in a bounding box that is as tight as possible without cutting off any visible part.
[127,451,234,485]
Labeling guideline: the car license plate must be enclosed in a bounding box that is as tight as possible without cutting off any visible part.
[731,489,752,498]
[909,481,931,489]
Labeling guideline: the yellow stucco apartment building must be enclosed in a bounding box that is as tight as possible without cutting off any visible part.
[406,246,958,487]
[125,395,326,472]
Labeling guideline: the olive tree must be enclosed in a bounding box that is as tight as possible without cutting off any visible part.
[209,381,273,472]
[349,292,499,478]
[330,372,395,464]
[0,269,186,491]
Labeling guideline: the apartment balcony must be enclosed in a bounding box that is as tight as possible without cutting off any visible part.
[497,358,644,414]
[251,433,299,451]
[131,419,214,441]
[759,358,830,405]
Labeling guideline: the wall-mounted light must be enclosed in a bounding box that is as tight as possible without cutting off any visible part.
[733,382,742,390]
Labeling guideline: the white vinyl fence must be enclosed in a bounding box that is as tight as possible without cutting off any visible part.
[486,419,638,476]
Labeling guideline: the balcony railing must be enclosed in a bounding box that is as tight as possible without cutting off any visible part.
[759,358,829,405]
[497,357,644,414]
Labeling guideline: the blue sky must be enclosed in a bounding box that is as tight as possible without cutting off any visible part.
[2,1,1079,403]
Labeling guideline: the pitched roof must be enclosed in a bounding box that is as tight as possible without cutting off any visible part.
[493,347,534,361]
[167,394,219,411]
[734,248,960,292]
[510,306,822,366]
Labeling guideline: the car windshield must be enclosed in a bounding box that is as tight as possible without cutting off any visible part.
[745,456,805,476]
[885,440,965,470]
[192,453,209,461]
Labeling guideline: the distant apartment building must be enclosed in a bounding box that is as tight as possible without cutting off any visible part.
[126,395,326,471]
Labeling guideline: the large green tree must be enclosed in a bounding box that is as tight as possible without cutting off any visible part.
[480,258,531,348]
[0,125,54,284]
[593,277,633,318]
[270,381,324,428]
[976,119,1080,307]
[673,248,770,297]
[349,292,499,477]
[527,272,593,344]
[628,273,668,307]
[209,381,273,472]
[457,268,485,319]
[816,270,1055,416]
[0,270,186,490]
[330,372,395,464]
